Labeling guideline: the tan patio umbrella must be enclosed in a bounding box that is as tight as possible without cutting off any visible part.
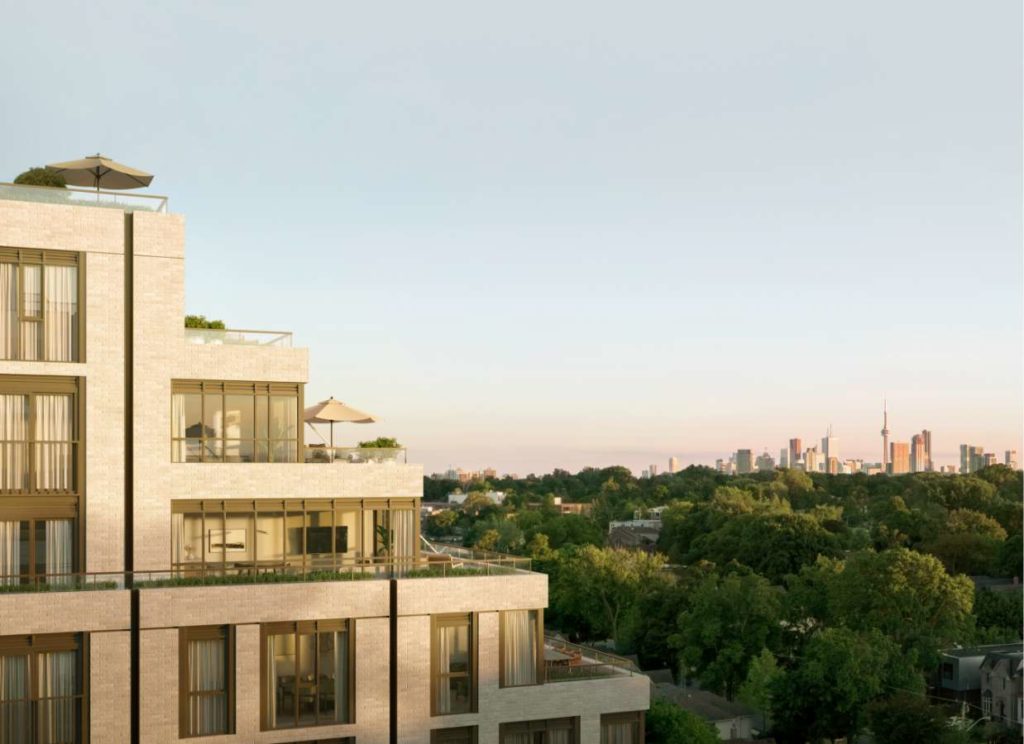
[46,154,154,192]
[303,397,378,447]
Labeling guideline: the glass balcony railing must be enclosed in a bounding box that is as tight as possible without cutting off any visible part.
[543,634,641,681]
[184,327,293,347]
[0,182,168,213]
[0,551,533,593]
[303,446,407,464]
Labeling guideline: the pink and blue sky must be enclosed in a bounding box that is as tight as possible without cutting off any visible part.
[2,1,1020,474]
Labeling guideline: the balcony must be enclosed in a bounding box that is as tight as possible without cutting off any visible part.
[0,182,168,213]
[184,327,293,347]
[303,445,407,464]
[0,550,533,594]
[543,634,641,681]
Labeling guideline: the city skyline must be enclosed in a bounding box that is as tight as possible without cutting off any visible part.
[2,2,1021,476]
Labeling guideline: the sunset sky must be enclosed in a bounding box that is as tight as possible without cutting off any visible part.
[2,1,1020,474]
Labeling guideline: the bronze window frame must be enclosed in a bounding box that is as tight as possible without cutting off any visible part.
[498,608,545,688]
[0,248,85,363]
[169,497,420,574]
[431,726,478,744]
[170,380,303,463]
[0,506,79,584]
[179,625,235,739]
[0,632,88,744]
[600,712,645,744]
[0,375,82,496]
[430,613,478,717]
[259,619,355,731]
[499,717,580,744]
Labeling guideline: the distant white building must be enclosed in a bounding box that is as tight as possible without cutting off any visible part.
[668,456,680,473]
[447,490,506,506]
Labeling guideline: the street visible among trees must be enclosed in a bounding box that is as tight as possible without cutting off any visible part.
[424,465,1023,742]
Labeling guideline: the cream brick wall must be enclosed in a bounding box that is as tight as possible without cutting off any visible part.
[0,589,129,636]
[138,580,389,629]
[179,343,308,384]
[397,574,548,616]
[90,630,130,744]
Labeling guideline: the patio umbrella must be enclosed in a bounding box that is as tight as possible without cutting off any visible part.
[303,397,378,447]
[45,154,154,192]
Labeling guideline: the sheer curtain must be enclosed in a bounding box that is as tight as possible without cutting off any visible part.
[0,655,28,742]
[34,394,71,491]
[171,514,185,568]
[602,721,635,744]
[502,611,537,686]
[501,734,531,744]
[0,522,20,585]
[189,639,226,735]
[435,626,451,713]
[392,510,415,570]
[334,630,349,723]
[265,635,277,728]
[19,265,41,361]
[36,650,76,744]
[0,263,15,359]
[547,731,572,744]
[0,395,28,490]
[44,266,77,362]
[170,394,187,463]
[45,520,73,584]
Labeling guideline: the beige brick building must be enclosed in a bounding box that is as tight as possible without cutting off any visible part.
[0,184,647,744]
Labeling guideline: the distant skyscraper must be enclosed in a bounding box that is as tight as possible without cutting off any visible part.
[736,449,754,475]
[881,401,890,471]
[983,453,997,468]
[911,434,927,472]
[890,442,910,474]
[668,457,680,474]
[960,444,985,474]
[921,429,933,471]
[756,451,775,472]
[788,438,802,468]
[1006,450,1019,470]
[779,448,790,469]
[804,446,820,473]
[821,426,839,467]
[649,464,658,477]
[826,456,840,475]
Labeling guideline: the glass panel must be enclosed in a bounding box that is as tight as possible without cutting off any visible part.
[223,440,253,463]
[18,522,29,581]
[36,650,78,744]
[272,633,296,729]
[43,265,78,362]
[0,262,17,361]
[178,394,202,439]
[270,440,296,464]
[318,630,347,723]
[256,512,284,564]
[203,394,223,440]
[224,395,253,462]
[203,438,223,463]
[0,394,29,491]
[188,638,227,735]
[305,511,334,567]
[269,396,297,440]
[0,521,25,584]
[285,512,304,565]
[223,513,254,565]
[296,632,316,726]
[445,625,469,675]
[21,265,41,319]
[0,654,29,743]
[446,677,471,714]
[204,512,225,569]
[254,440,270,463]
[255,396,269,440]
[335,510,359,561]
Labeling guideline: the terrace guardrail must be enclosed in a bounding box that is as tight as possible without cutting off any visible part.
[304,446,407,464]
[0,550,532,594]
[0,182,168,213]
[184,327,293,347]
[543,634,641,682]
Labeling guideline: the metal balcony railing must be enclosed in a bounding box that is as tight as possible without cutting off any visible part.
[0,182,168,213]
[184,327,293,347]
[303,446,407,464]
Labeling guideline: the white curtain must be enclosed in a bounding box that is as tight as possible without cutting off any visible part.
[34,394,71,491]
[0,395,28,491]
[43,266,77,362]
[0,263,15,359]
[502,611,537,686]
[171,514,185,567]
[36,650,76,744]
[45,520,73,584]
[392,510,415,569]
[265,635,277,729]
[602,721,635,744]
[0,522,20,586]
[501,734,531,744]
[189,639,226,735]
[334,630,349,723]
[435,626,452,714]
[19,265,41,361]
[547,731,572,744]
[0,655,28,742]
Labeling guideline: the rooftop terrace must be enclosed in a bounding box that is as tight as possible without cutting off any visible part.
[0,181,168,213]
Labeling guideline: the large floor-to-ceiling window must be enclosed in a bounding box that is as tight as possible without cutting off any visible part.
[500,610,543,687]
[431,614,476,716]
[171,381,300,463]
[170,498,418,575]
[499,718,578,744]
[262,620,353,731]
[180,626,233,738]
[0,633,85,743]
[0,249,81,363]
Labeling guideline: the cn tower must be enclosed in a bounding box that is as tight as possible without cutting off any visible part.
[881,399,890,470]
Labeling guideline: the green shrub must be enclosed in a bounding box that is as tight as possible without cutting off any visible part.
[13,167,66,188]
